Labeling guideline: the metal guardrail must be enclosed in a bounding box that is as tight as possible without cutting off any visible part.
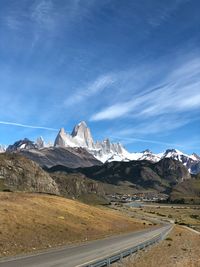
[81,225,173,267]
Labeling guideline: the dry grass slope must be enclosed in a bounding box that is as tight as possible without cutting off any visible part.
[135,205,200,232]
[0,192,147,257]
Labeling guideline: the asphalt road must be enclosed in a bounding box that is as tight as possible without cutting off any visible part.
[0,225,171,267]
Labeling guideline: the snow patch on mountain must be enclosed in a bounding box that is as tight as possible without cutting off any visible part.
[0,145,6,153]
[190,153,200,161]
[36,136,45,149]
[6,138,38,152]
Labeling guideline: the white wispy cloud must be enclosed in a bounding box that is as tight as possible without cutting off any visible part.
[116,135,200,152]
[31,0,54,30]
[5,15,22,30]
[30,0,98,34]
[64,74,115,106]
[113,136,183,148]
[0,121,58,131]
[91,56,200,121]
[118,116,192,136]
[147,0,185,29]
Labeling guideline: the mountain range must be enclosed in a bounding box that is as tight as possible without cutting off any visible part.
[0,121,200,204]
[60,157,191,193]
[2,121,199,174]
[53,121,200,175]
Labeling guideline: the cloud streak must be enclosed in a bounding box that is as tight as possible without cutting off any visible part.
[0,121,58,131]
[31,0,55,30]
[114,136,183,148]
[64,74,115,106]
[90,56,200,121]
[117,116,192,136]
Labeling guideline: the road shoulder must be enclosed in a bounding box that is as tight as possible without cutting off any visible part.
[114,225,200,267]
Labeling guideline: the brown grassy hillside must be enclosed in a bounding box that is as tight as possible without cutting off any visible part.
[170,177,200,204]
[0,192,147,257]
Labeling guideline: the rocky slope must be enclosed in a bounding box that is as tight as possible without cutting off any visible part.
[169,173,200,204]
[18,146,102,168]
[160,149,200,174]
[0,153,105,203]
[5,138,101,168]
[0,153,59,194]
[0,152,198,202]
[47,167,107,204]
[52,158,191,193]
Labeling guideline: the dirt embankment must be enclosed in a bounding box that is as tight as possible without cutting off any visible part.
[115,226,200,267]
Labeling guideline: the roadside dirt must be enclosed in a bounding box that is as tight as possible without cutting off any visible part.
[115,225,200,267]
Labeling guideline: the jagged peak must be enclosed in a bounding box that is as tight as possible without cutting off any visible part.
[192,152,200,158]
[78,121,87,127]
[163,148,185,155]
[142,149,152,154]
[59,127,66,134]
[71,121,89,137]
[165,148,178,153]
[190,153,200,161]
[36,136,45,149]
[6,138,37,152]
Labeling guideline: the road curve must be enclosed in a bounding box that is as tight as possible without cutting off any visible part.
[0,225,171,267]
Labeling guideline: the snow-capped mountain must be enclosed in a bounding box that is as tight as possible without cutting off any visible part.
[54,121,127,162]
[72,121,94,148]
[2,121,200,174]
[159,149,200,174]
[6,137,51,152]
[53,122,200,174]
[190,153,200,161]
[130,148,200,174]
[6,138,38,152]
[161,149,189,161]
[36,136,45,149]
[90,139,129,163]
[106,149,161,163]
[54,122,95,149]
[134,149,161,162]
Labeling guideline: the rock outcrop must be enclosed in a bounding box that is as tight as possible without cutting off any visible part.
[0,153,59,194]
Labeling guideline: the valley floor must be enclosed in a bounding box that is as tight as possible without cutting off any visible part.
[111,202,200,267]
[132,203,200,232]
[0,192,148,257]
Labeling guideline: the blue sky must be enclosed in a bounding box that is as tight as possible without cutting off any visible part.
[0,0,200,154]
